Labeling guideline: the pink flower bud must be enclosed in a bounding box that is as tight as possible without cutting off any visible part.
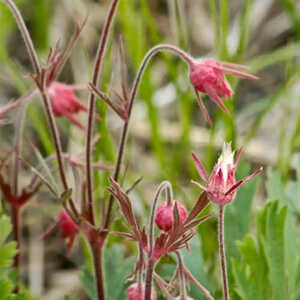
[126,283,156,300]
[48,82,88,129]
[155,201,187,232]
[192,143,262,206]
[189,58,258,123]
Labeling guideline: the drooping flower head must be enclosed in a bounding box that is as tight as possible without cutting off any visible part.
[126,283,156,300]
[192,143,262,206]
[189,59,258,125]
[48,82,88,129]
[58,209,79,240]
[42,209,79,256]
[155,201,187,232]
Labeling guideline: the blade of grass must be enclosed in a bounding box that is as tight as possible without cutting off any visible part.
[248,42,300,72]
[234,0,254,61]
[33,0,51,51]
[244,68,300,146]
[219,0,229,60]
[279,0,300,38]
[208,0,220,54]
[32,143,58,193]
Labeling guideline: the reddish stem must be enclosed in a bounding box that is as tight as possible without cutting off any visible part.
[103,44,192,229]
[144,258,154,300]
[91,242,105,300]
[2,0,68,191]
[2,0,41,75]
[175,251,187,298]
[85,0,120,226]
[39,89,69,190]
[83,1,120,300]
[144,181,172,300]
[219,205,229,300]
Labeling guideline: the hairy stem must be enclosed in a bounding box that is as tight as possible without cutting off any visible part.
[1,0,40,75]
[137,243,144,290]
[144,181,172,300]
[40,90,68,190]
[103,44,192,229]
[85,0,120,225]
[175,251,187,298]
[219,205,229,300]
[2,0,68,190]
[149,181,172,251]
[84,1,120,300]
[184,267,214,300]
[91,243,105,300]
[144,258,154,300]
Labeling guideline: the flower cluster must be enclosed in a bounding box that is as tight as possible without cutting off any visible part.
[108,178,212,299]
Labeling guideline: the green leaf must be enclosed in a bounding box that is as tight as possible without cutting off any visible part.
[257,201,287,300]
[0,215,17,269]
[0,279,14,299]
[104,245,135,299]
[0,215,36,299]
[0,215,12,245]
[265,165,300,299]
[0,242,17,268]
[79,267,97,300]
[64,296,78,300]
[225,161,258,258]
[232,234,269,300]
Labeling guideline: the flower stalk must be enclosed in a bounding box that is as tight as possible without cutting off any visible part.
[103,44,193,230]
[1,0,68,191]
[144,181,172,300]
[85,0,120,226]
[218,205,229,300]
[175,251,187,299]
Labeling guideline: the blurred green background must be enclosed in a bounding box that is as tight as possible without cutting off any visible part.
[0,0,300,299]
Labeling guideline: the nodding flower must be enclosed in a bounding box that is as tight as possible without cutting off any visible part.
[48,82,90,129]
[126,283,156,300]
[189,58,258,125]
[192,143,262,206]
[42,209,79,256]
[155,201,187,232]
